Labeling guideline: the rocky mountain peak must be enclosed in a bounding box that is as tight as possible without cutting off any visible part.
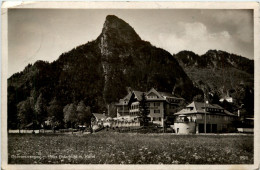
[99,15,141,44]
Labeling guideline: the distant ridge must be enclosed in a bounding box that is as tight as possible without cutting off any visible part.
[174,49,254,97]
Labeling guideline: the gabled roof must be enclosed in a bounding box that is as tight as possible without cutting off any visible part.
[115,92,132,106]
[175,101,236,116]
[92,113,106,120]
[116,88,185,105]
[132,90,145,101]
[146,88,165,101]
[123,92,132,101]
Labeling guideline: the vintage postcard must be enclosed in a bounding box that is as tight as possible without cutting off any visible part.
[1,1,259,170]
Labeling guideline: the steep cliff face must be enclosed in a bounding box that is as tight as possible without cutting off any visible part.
[98,15,141,56]
[96,15,199,103]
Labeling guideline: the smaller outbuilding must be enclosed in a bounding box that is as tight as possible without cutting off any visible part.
[174,101,238,134]
[92,113,107,122]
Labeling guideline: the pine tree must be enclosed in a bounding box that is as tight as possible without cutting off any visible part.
[139,93,149,126]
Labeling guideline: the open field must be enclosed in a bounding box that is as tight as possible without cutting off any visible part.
[8,132,253,164]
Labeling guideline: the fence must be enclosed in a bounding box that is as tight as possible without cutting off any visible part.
[94,120,141,128]
[8,129,41,134]
[110,121,140,128]
[8,129,79,134]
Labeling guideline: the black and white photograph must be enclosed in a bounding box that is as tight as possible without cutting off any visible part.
[1,1,259,169]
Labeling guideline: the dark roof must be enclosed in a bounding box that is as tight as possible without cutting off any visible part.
[132,90,145,101]
[116,88,184,104]
[115,92,132,106]
[123,92,132,100]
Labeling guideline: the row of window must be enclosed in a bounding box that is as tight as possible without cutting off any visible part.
[146,102,161,107]
[167,98,180,103]
[131,105,139,110]
[185,107,194,111]
[152,117,162,121]
[129,112,139,116]
[147,95,158,99]
[206,108,224,112]
[131,103,161,109]
[140,109,160,114]
[196,114,234,121]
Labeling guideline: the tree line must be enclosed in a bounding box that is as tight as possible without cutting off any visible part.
[14,93,93,131]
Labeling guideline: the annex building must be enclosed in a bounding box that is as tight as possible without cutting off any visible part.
[174,101,238,134]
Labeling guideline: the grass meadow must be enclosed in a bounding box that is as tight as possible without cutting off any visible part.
[8,132,253,164]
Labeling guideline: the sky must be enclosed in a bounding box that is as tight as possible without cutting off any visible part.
[8,9,254,77]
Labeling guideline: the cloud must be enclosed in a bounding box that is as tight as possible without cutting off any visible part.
[207,10,253,44]
[156,22,234,55]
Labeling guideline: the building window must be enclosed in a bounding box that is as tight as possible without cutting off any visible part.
[152,117,155,121]
[159,117,161,121]
[154,110,160,113]
[154,103,160,107]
